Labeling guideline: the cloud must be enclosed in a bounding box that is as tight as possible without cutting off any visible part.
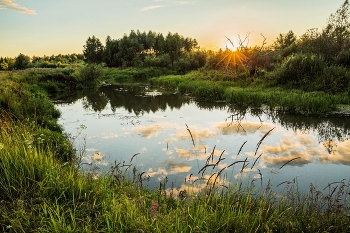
[134,124,165,139]
[216,121,274,136]
[176,127,217,141]
[100,133,119,139]
[166,160,192,173]
[141,5,165,11]
[0,0,36,14]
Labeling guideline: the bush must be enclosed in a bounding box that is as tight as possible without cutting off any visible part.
[274,53,327,87]
[335,50,350,67]
[73,64,104,88]
[144,54,171,68]
[317,66,350,93]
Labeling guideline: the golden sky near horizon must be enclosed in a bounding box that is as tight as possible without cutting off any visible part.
[0,0,346,57]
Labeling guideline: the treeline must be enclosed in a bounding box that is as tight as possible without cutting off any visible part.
[0,53,84,70]
[83,30,206,73]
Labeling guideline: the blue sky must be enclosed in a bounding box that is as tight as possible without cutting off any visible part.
[0,0,346,57]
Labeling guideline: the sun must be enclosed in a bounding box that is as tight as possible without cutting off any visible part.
[220,40,238,51]
[220,37,239,52]
[216,46,248,75]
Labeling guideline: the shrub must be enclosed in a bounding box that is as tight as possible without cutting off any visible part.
[335,49,350,67]
[274,53,327,87]
[316,65,350,93]
[73,64,104,88]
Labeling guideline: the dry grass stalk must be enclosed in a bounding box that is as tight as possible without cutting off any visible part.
[227,160,246,169]
[130,153,140,163]
[198,164,215,174]
[254,127,275,156]
[251,153,262,169]
[210,145,216,163]
[185,123,195,147]
[279,157,301,170]
[212,166,227,190]
[237,141,247,155]
[240,157,248,173]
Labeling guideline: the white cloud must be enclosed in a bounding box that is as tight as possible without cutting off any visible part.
[0,0,36,14]
[141,5,165,11]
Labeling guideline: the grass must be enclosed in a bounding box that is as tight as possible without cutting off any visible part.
[150,70,350,114]
[101,67,174,85]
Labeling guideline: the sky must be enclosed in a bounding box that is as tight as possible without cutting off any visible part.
[0,0,346,57]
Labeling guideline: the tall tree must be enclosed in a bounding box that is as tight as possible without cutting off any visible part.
[274,30,297,50]
[164,32,183,66]
[14,53,30,70]
[83,36,104,63]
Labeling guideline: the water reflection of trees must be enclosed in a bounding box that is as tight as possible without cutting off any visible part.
[227,104,350,153]
[53,86,350,147]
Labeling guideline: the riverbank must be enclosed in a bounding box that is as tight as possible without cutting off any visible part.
[0,70,350,232]
[148,70,350,114]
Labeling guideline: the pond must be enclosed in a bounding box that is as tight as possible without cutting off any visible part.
[53,85,350,195]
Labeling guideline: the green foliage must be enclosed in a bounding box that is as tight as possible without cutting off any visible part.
[274,30,297,50]
[73,63,104,88]
[318,65,350,94]
[273,53,327,87]
[103,67,173,83]
[90,30,202,70]
[224,87,339,113]
[144,54,171,67]
[0,61,8,70]
[14,53,31,70]
[335,49,350,66]
[83,35,104,64]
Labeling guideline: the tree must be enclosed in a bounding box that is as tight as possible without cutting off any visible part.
[274,30,297,50]
[164,32,183,67]
[103,35,119,67]
[298,0,350,62]
[324,0,350,53]
[14,53,30,70]
[83,36,104,63]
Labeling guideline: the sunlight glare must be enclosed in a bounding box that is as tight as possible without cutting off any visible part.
[221,38,238,51]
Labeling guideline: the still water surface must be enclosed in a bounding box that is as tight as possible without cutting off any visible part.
[54,85,350,194]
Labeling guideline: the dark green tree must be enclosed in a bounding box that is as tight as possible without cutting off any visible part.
[164,32,183,67]
[274,30,297,50]
[103,35,120,67]
[14,53,30,70]
[83,36,104,63]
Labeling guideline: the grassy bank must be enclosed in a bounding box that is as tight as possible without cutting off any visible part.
[150,70,350,114]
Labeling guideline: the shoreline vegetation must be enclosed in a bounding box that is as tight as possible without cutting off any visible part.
[1,1,350,231]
